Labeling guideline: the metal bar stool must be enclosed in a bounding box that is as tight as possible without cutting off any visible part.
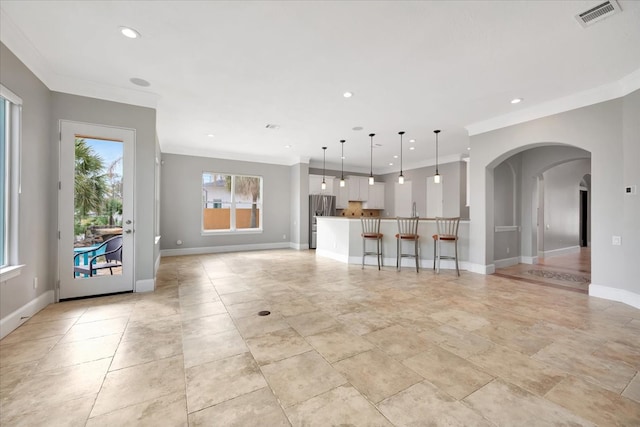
[395,217,420,272]
[361,217,383,269]
[432,217,460,276]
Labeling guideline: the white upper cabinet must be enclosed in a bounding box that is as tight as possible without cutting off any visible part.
[309,174,334,195]
[363,182,385,209]
[347,176,369,201]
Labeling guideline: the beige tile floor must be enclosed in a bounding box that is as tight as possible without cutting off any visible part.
[1,249,639,426]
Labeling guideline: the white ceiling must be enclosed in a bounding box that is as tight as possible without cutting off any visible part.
[2,1,640,173]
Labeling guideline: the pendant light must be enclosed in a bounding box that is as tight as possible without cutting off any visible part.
[398,131,405,184]
[321,146,327,190]
[339,140,346,187]
[368,133,375,185]
[433,130,441,184]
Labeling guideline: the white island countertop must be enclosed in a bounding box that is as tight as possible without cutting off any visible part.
[315,216,473,272]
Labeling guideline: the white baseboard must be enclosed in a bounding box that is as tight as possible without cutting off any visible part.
[135,279,155,293]
[1,290,55,339]
[589,284,640,310]
[160,242,290,257]
[541,245,580,258]
[317,249,350,264]
[289,242,309,250]
[519,256,538,264]
[494,257,520,268]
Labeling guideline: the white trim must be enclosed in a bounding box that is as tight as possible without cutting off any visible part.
[154,253,161,275]
[494,226,519,232]
[0,84,23,105]
[589,284,640,310]
[0,264,24,282]
[519,256,538,264]
[161,242,290,257]
[494,257,520,268]
[289,242,309,250]
[154,235,161,245]
[0,290,54,339]
[316,249,350,264]
[135,279,155,293]
[540,245,580,258]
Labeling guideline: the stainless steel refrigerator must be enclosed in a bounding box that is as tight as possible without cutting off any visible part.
[309,194,336,249]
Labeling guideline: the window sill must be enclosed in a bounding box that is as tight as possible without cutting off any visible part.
[0,264,25,282]
[201,229,263,236]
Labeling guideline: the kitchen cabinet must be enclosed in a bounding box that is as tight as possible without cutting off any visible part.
[347,175,369,201]
[363,182,385,209]
[309,174,334,195]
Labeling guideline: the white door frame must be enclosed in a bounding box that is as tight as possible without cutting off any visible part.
[57,120,135,300]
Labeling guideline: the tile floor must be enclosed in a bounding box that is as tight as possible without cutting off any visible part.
[1,249,639,426]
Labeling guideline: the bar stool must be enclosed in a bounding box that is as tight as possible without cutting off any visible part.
[395,217,420,272]
[361,217,383,269]
[432,217,461,276]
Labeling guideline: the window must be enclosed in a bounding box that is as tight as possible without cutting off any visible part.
[202,173,262,233]
[0,84,23,280]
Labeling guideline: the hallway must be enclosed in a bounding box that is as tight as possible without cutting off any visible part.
[495,248,591,294]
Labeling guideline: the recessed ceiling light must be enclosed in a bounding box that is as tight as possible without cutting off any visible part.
[343,92,353,98]
[341,156,345,159]
[393,155,398,159]
[352,126,363,131]
[207,134,215,138]
[388,162,394,166]
[511,98,523,104]
[265,124,280,129]
[467,147,471,151]
[284,145,292,149]
[119,26,141,39]
[130,77,150,87]
[409,146,415,151]
[409,139,415,143]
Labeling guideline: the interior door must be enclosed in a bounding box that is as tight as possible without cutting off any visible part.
[58,121,135,300]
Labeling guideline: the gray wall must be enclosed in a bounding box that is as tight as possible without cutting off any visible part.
[51,93,157,285]
[290,163,309,247]
[0,43,53,318]
[542,159,591,253]
[469,93,638,299]
[622,89,640,299]
[160,153,292,250]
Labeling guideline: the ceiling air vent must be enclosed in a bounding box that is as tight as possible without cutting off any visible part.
[575,0,621,28]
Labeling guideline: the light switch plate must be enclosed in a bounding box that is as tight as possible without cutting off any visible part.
[612,235,621,246]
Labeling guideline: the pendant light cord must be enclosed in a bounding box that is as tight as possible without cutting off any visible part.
[322,146,327,183]
[399,131,404,176]
[434,130,440,175]
[369,133,375,177]
[340,140,345,180]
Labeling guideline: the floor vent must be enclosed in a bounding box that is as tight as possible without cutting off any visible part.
[575,0,621,28]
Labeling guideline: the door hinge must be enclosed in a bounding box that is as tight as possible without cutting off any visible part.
[58,181,61,190]
[58,230,60,239]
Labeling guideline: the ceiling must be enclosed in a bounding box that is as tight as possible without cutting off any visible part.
[2,1,640,173]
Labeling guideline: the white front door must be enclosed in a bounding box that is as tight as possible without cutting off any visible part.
[58,121,135,300]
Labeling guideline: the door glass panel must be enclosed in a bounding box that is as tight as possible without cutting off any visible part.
[234,176,261,229]
[74,137,123,278]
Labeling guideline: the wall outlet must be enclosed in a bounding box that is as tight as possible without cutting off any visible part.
[33,277,38,289]
[506,247,510,254]
[612,235,621,246]
[282,234,287,240]
[625,185,637,195]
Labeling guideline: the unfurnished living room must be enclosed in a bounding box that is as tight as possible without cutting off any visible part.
[1,1,639,426]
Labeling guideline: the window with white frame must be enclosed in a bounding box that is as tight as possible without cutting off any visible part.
[202,173,262,232]
[0,84,23,280]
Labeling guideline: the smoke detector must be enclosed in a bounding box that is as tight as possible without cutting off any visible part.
[575,1,621,28]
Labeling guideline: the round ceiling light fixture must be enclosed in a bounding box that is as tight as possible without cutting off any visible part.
[119,26,141,39]
[343,91,353,98]
[207,134,215,138]
[511,98,523,104]
[130,77,150,87]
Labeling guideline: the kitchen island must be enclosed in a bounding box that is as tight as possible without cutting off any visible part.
[315,217,472,272]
